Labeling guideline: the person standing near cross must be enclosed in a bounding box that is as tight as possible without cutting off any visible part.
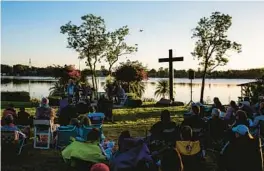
[159,49,184,101]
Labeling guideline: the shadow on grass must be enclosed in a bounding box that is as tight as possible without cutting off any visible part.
[113,106,186,122]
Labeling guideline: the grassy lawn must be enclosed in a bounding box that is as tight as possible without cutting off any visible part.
[1,101,37,109]
[1,104,186,140]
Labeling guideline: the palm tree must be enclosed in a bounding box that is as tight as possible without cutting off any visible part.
[49,81,65,96]
[155,79,170,98]
[129,81,146,98]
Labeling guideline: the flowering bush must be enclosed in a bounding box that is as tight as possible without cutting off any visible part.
[114,60,147,83]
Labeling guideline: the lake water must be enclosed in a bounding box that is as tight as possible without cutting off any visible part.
[1,76,254,104]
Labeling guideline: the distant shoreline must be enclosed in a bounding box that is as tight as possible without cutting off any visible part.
[0,75,257,80]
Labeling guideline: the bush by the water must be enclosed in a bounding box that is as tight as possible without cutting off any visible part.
[126,93,138,99]
[1,91,30,102]
[48,96,61,106]
[125,99,143,107]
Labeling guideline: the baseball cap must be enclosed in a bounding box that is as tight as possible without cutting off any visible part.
[90,163,110,171]
[232,124,253,139]
[41,97,49,105]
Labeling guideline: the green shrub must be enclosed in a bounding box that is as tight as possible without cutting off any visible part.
[126,93,139,99]
[48,96,61,106]
[30,98,40,107]
[1,91,30,102]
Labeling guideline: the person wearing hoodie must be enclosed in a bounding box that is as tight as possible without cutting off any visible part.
[175,126,204,171]
[220,124,263,171]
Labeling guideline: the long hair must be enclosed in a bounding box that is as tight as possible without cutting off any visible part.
[161,148,184,171]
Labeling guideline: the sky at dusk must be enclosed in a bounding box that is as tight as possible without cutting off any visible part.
[1,1,264,70]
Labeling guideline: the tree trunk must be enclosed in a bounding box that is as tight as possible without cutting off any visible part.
[200,61,208,104]
[108,65,113,76]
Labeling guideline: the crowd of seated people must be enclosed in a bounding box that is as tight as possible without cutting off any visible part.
[2,95,264,171]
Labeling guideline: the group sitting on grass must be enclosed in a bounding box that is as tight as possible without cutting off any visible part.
[57,96,264,171]
[2,95,264,171]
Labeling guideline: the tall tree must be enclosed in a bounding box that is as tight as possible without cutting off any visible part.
[60,14,108,91]
[105,26,137,74]
[191,11,242,103]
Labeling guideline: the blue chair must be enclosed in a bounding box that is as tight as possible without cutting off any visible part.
[56,126,78,149]
[81,125,105,142]
[81,126,93,141]
[87,112,105,126]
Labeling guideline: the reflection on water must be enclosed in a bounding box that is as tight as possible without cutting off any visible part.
[1,77,254,104]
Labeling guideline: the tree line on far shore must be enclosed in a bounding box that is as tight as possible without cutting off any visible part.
[1,63,263,79]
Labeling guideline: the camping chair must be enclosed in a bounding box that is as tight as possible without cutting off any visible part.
[81,125,104,142]
[88,112,105,126]
[81,126,93,141]
[56,126,78,149]
[1,130,26,156]
[33,120,53,149]
[176,140,204,171]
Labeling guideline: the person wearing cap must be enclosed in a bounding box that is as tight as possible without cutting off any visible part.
[90,163,110,171]
[220,124,263,171]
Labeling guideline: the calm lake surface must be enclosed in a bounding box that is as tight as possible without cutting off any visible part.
[1,76,254,104]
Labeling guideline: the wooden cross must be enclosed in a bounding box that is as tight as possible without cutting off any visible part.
[159,49,184,101]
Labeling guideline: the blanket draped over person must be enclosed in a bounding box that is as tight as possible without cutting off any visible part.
[62,140,107,163]
[110,143,153,171]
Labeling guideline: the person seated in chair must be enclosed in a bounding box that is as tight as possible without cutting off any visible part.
[150,110,176,141]
[2,103,17,125]
[79,115,92,127]
[62,128,107,169]
[220,124,263,171]
[176,126,203,171]
[239,101,254,119]
[252,102,264,128]
[36,97,54,120]
[58,98,78,126]
[224,100,238,122]
[117,85,126,104]
[17,107,30,126]
[1,115,27,139]
[35,97,58,132]
[231,110,251,128]
[212,97,226,113]
[208,108,226,140]
[182,105,204,136]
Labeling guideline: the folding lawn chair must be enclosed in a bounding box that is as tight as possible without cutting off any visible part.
[56,126,78,149]
[33,120,53,149]
[1,130,26,156]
